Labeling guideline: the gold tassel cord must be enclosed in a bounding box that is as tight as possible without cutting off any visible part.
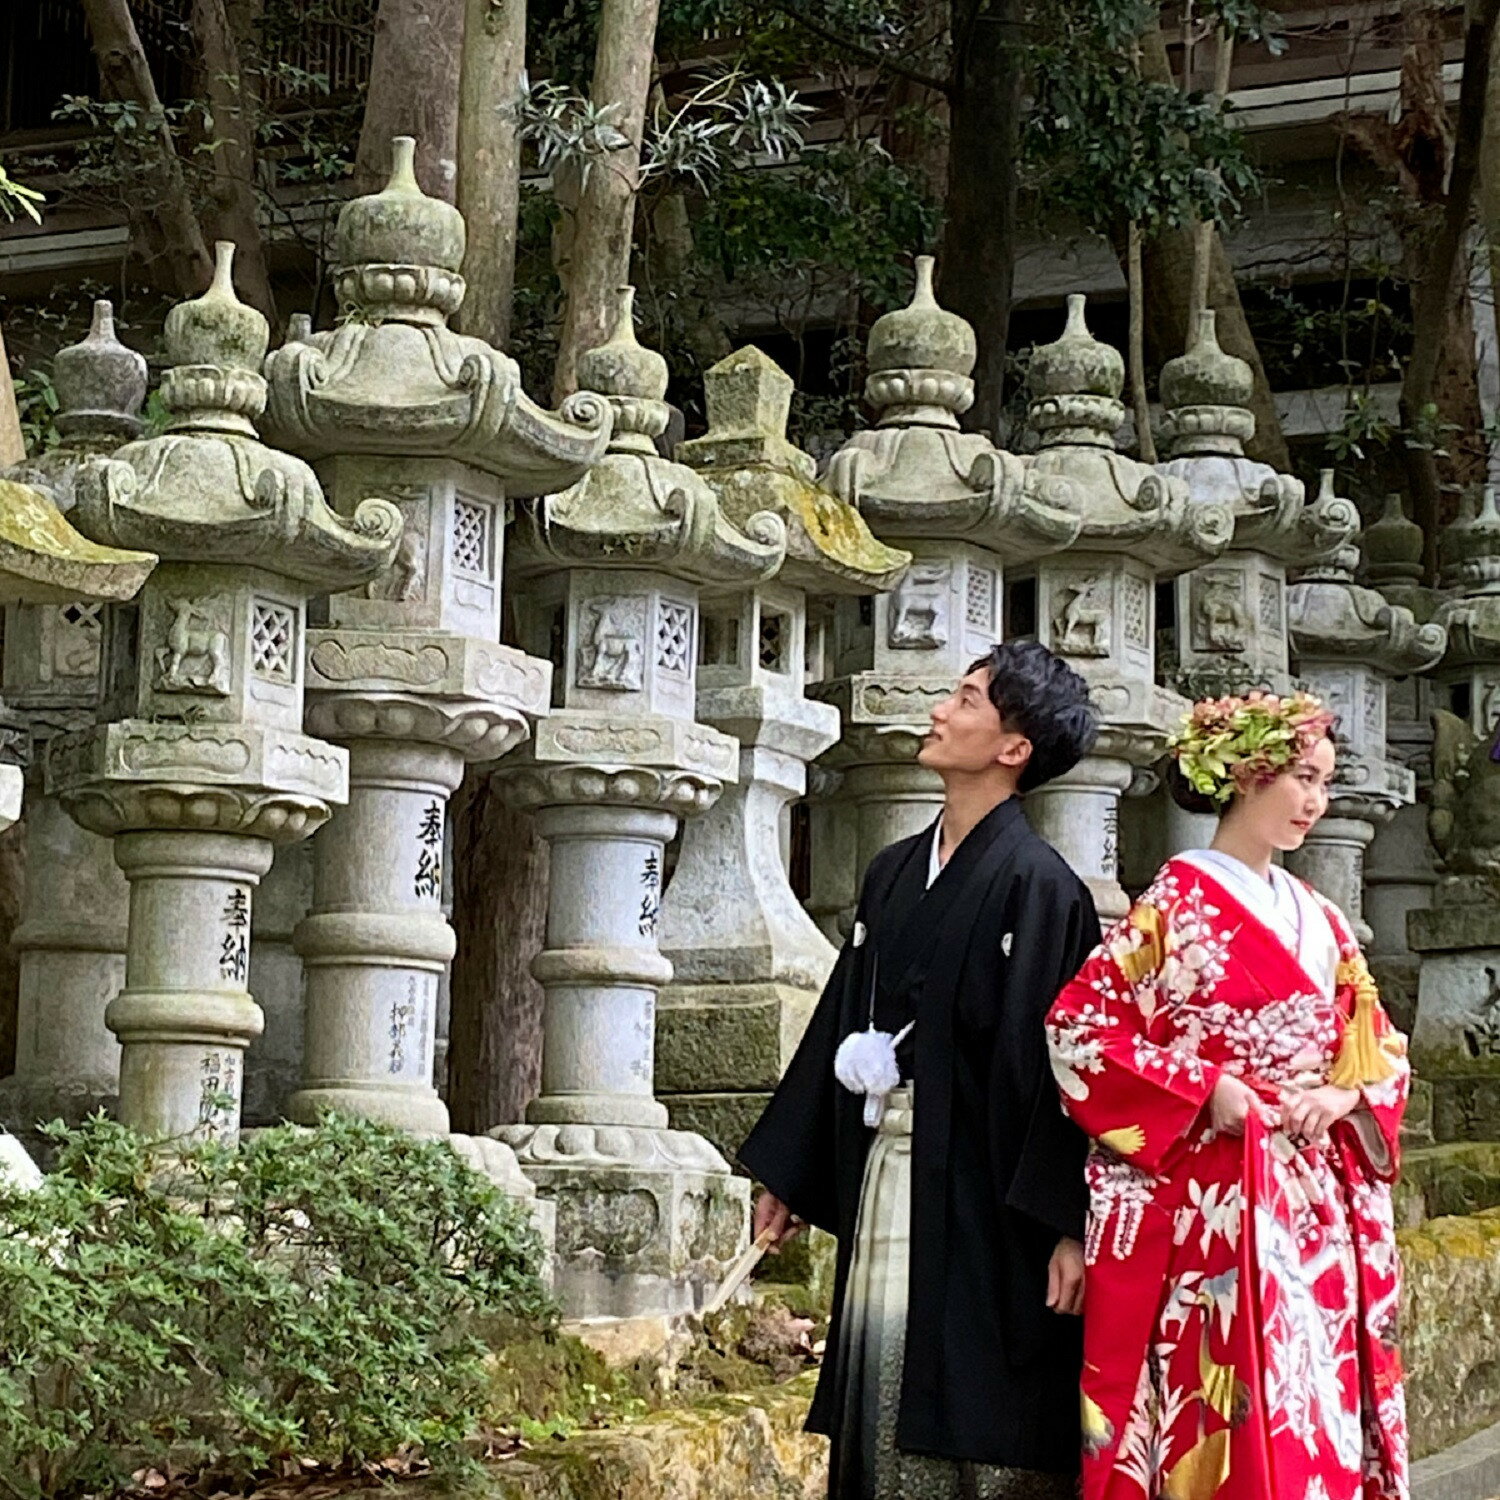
[1328,958,1399,1090]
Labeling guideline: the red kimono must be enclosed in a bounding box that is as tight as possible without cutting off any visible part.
[1046,854,1409,1500]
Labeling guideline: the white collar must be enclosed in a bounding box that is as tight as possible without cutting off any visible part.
[927,820,943,889]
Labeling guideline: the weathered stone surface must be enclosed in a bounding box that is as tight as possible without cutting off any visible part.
[656,983,818,1096]
[1400,1210,1500,1458]
[417,1372,827,1500]
[1400,1143,1500,1225]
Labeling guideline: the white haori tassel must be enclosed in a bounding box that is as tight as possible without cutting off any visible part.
[835,1021,915,1127]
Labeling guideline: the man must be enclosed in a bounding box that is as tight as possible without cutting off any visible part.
[739,639,1101,1499]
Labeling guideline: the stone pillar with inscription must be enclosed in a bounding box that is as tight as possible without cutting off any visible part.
[0,302,159,1151]
[1284,477,1445,942]
[815,256,1083,911]
[494,289,787,1319]
[262,137,608,1138]
[654,345,908,1159]
[48,241,402,1146]
[1018,296,1234,919]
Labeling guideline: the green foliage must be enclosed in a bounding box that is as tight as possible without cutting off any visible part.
[11,372,61,455]
[1024,3,1266,236]
[0,168,45,225]
[0,1113,554,1500]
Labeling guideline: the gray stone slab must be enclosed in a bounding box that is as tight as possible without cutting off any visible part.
[1414,1419,1500,1500]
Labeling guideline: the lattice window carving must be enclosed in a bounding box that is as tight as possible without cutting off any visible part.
[452,499,490,576]
[251,599,297,682]
[656,599,693,677]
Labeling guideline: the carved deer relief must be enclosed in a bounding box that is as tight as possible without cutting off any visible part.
[576,596,646,692]
[155,597,232,696]
[887,560,952,650]
[1053,578,1111,658]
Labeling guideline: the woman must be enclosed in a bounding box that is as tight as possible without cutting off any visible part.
[1046,691,1409,1500]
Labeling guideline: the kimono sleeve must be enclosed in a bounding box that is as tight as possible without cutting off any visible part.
[1045,893,1222,1176]
[1323,911,1410,1181]
[736,845,895,1231]
[1000,869,1098,1243]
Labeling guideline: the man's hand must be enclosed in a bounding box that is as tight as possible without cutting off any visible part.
[1279,1083,1360,1147]
[1046,1236,1085,1316]
[1209,1072,1260,1137]
[752,1189,804,1253]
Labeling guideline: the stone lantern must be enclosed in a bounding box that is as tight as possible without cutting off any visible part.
[261,136,609,1138]
[814,256,1082,919]
[655,345,909,1159]
[1157,310,1358,694]
[48,241,403,1145]
[493,289,787,1319]
[0,302,158,1151]
[1284,481,1445,941]
[1018,296,1233,919]
[1151,308,1359,858]
[1360,493,1446,1033]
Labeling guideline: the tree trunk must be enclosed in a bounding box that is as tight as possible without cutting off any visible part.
[1400,0,1500,577]
[644,188,731,373]
[190,0,275,323]
[937,1,1022,444]
[0,321,23,469]
[79,0,213,298]
[1131,26,1290,471]
[354,0,466,202]
[445,770,548,1132]
[551,0,662,403]
[1480,20,1500,479]
[455,0,527,349]
[1128,223,1156,462]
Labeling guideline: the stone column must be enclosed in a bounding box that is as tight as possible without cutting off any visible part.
[496,291,788,1317]
[1019,296,1233,919]
[109,829,273,1140]
[1285,491,1445,943]
[260,137,606,1145]
[815,257,1083,902]
[804,763,854,945]
[0,300,153,1148]
[243,840,312,1126]
[51,242,402,1144]
[291,741,462,1130]
[653,346,904,1154]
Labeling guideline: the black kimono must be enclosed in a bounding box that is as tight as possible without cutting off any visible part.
[739,796,1098,1484]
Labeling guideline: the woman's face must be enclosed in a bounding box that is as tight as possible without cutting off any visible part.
[1229,735,1336,852]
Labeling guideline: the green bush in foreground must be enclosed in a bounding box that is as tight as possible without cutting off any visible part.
[0,1113,555,1500]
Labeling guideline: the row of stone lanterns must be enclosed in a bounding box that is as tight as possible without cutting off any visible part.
[0,146,1480,1326]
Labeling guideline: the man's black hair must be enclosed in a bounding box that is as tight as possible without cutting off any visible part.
[967,640,1099,793]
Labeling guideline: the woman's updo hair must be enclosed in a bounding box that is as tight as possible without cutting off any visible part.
[1165,689,1339,816]
[1164,756,1223,817]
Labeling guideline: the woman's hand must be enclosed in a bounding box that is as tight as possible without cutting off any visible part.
[1209,1072,1260,1136]
[1279,1083,1360,1147]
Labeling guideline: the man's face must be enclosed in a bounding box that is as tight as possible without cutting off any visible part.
[917,667,1031,777]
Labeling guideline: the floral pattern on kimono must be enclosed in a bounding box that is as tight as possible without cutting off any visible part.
[1046,857,1409,1500]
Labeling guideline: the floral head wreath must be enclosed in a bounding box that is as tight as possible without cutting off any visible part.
[1166,690,1337,808]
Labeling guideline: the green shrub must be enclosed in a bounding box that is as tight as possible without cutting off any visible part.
[0,1113,555,1500]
